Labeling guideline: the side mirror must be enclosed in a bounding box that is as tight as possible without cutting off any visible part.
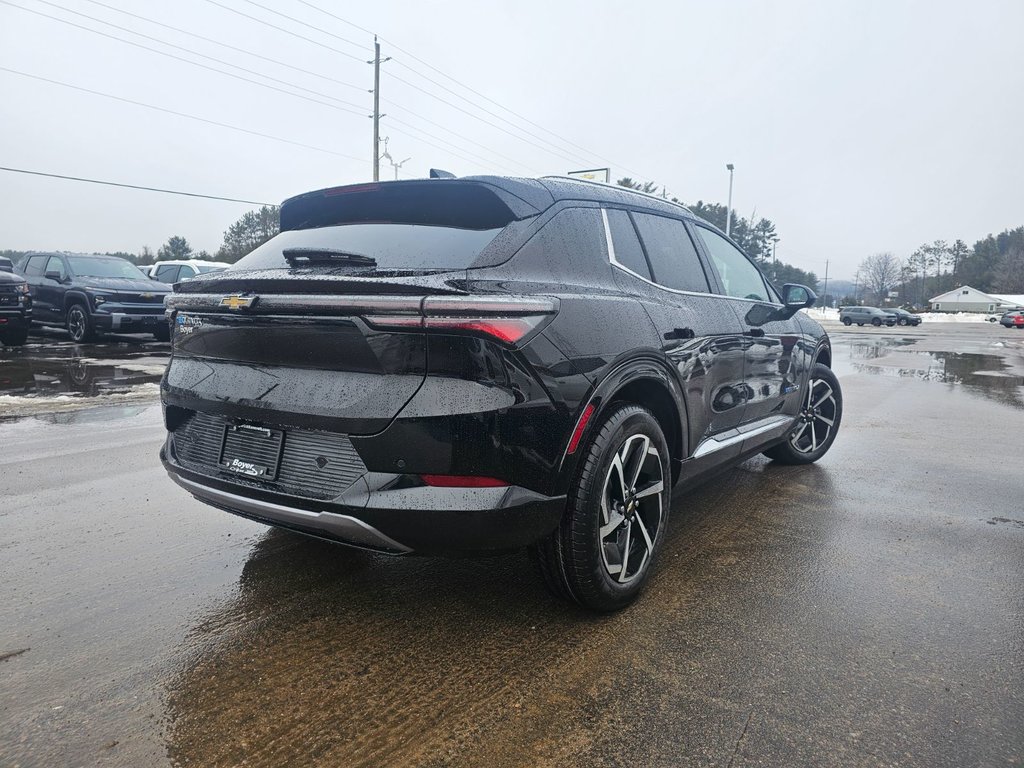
[744,284,817,326]
[782,283,817,311]
[44,270,63,282]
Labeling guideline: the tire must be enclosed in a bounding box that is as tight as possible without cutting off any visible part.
[0,327,29,346]
[871,318,882,326]
[842,317,852,326]
[898,318,908,326]
[66,303,97,343]
[763,363,843,465]
[857,323,864,327]
[152,322,171,342]
[532,404,671,612]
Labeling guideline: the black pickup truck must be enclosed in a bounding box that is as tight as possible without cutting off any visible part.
[0,266,32,346]
[15,252,171,342]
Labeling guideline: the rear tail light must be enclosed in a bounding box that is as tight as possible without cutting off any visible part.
[365,295,558,346]
[162,293,558,346]
[420,474,509,488]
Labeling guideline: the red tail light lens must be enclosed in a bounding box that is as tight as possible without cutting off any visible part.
[363,295,558,346]
[420,474,509,488]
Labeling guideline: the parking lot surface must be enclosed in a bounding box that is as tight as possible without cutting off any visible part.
[1,323,1022,767]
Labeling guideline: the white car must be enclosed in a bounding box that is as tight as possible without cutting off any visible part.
[148,260,231,284]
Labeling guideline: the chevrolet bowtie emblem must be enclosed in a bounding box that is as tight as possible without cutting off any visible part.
[141,292,154,299]
[220,294,257,310]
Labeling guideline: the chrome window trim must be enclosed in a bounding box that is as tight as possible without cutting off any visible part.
[602,208,782,307]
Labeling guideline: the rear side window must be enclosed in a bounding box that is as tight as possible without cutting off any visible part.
[631,213,710,293]
[605,209,651,280]
[695,226,770,302]
[512,208,607,282]
[235,224,502,272]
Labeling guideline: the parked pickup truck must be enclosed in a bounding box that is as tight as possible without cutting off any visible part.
[0,267,32,346]
[15,252,171,342]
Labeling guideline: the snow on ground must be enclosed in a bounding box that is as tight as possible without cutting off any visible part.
[0,382,161,418]
[804,308,996,324]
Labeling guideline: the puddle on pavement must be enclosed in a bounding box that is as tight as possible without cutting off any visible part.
[0,341,167,416]
[845,342,1024,409]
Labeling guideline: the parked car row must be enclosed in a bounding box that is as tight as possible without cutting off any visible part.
[839,306,899,326]
[0,253,234,346]
[1000,309,1024,328]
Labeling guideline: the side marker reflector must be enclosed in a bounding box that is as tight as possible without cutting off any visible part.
[567,404,596,455]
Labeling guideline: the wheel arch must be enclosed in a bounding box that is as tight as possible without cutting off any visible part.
[814,342,832,369]
[555,354,688,493]
[63,291,91,313]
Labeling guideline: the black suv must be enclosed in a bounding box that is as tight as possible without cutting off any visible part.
[17,252,172,342]
[0,267,32,346]
[161,177,841,611]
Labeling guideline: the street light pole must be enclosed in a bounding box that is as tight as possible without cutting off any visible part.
[725,163,734,236]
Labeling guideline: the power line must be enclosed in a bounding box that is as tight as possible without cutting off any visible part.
[384,68,581,166]
[203,0,367,64]
[382,100,537,174]
[77,0,366,93]
[237,0,370,54]
[293,0,643,176]
[18,0,369,114]
[0,67,369,164]
[384,115,524,174]
[0,166,271,205]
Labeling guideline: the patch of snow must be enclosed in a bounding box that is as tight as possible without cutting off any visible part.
[0,382,161,418]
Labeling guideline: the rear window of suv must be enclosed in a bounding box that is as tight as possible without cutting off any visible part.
[234,223,503,272]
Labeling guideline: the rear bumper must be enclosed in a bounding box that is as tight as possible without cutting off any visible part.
[161,445,566,555]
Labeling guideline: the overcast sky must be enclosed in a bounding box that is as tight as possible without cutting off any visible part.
[2,0,1022,279]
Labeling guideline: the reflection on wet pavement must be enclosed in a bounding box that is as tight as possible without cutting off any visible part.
[0,337,167,418]
[837,335,1024,409]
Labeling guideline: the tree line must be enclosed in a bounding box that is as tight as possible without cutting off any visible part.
[615,178,819,292]
[854,228,1024,307]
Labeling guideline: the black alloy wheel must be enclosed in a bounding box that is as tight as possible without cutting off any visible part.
[532,404,671,612]
[842,317,852,326]
[66,303,97,343]
[763,363,843,465]
[872,317,882,326]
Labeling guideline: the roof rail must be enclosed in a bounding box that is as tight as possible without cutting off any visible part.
[541,175,692,214]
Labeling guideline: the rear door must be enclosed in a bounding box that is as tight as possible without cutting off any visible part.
[604,208,749,456]
[22,255,53,319]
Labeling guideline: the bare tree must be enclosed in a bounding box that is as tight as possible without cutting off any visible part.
[859,252,902,304]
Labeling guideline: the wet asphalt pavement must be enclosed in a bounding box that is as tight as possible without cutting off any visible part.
[1,323,1022,767]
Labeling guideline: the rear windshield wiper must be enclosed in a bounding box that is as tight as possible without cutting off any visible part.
[282,248,377,267]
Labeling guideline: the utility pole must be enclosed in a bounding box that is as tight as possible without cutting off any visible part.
[725,163,735,236]
[371,36,381,181]
[822,260,830,308]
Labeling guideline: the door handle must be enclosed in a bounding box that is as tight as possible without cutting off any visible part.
[743,328,765,337]
[664,327,695,340]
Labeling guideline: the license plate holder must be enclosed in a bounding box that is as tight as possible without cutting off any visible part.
[220,424,284,480]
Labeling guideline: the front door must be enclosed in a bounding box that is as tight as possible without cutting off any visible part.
[691,224,807,427]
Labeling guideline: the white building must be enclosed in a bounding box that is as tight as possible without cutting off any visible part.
[929,286,1024,313]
